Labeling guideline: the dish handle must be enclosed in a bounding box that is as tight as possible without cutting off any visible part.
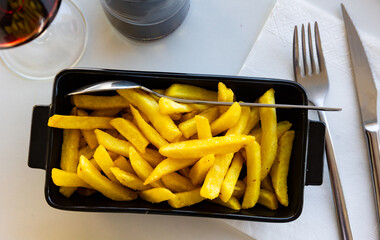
[28,105,50,170]
[305,120,326,186]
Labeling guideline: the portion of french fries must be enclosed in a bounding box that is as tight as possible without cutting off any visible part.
[48,82,295,211]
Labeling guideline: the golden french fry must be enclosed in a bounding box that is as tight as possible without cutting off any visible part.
[167,188,204,208]
[110,167,150,191]
[242,141,261,209]
[270,130,295,207]
[159,97,196,115]
[165,83,218,101]
[110,118,149,154]
[117,89,182,142]
[59,187,77,198]
[250,121,292,143]
[178,107,219,139]
[129,146,165,188]
[261,175,275,193]
[79,146,96,160]
[243,107,260,134]
[217,82,235,114]
[139,188,175,203]
[161,172,197,192]
[219,153,244,202]
[180,111,198,122]
[48,115,113,130]
[210,102,241,136]
[189,154,215,185]
[159,135,255,159]
[130,105,168,149]
[52,168,92,188]
[200,153,234,200]
[113,156,135,174]
[212,196,241,210]
[259,88,278,180]
[77,109,98,149]
[72,95,130,110]
[60,129,81,173]
[144,158,199,185]
[93,145,119,182]
[90,158,102,172]
[232,180,246,199]
[95,129,164,166]
[226,106,251,135]
[195,115,212,139]
[257,189,279,210]
[91,108,123,117]
[77,155,138,201]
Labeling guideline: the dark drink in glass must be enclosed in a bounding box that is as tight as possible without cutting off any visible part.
[0,0,61,49]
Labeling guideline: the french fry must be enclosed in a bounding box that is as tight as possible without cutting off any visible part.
[250,121,292,143]
[95,129,163,166]
[270,130,295,207]
[178,106,219,139]
[195,115,212,139]
[110,118,149,154]
[144,158,199,185]
[179,167,191,178]
[219,153,244,202]
[232,180,246,199]
[210,102,241,136]
[159,97,196,115]
[243,107,260,134]
[90,158,102,172]
[212,197,241,210]
[167,188,204,208]
[259,88,278,180]
[48,115,113,130]
[72,95,130,110]
[189,154,215,185]
[77,155,138,201]
[130,105,168,149]
[161,172,197,192]
[257,189,279,210]
[165,83,218,101]
[139,188,175,203]
[200,153,234,200]
[110,167,150,191]
[93,145,119,182]
[77,109,98,149]
[113,156,135,174]
[261,175,275,193]
[52,168,92,188]
[242,141,261,209]
[159,135,255,159]
[129,146,165,188]
[117,89,182,142]
[226,106,251,135]
[180,111,198,122]
[217,82,235,114]
[78,146,96,160]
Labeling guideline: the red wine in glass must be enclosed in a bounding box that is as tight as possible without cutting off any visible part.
[0,0,61,49]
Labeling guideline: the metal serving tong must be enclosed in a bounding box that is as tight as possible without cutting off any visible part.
[67,80,341,111]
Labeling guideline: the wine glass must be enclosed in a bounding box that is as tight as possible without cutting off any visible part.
[0,0,87,80]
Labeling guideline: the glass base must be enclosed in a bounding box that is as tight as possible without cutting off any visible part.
[0,0,87,81]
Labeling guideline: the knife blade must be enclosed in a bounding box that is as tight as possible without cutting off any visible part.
[342,3,380,224]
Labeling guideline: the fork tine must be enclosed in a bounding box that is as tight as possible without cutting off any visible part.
[301,24,309,75]
[314,22,326,72]
[308,23,316,74]
[293,26,301,79]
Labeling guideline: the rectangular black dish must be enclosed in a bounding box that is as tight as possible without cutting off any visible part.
[28,68,325,222]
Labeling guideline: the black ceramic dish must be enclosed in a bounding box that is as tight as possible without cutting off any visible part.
[28,69,325,222]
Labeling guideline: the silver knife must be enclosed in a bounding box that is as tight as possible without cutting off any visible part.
[342,4,380,224]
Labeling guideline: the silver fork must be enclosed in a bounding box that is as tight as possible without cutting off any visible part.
[293,22,353,240]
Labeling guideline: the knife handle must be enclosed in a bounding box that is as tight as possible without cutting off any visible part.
[319,111,353,240]
[365,124,380,224]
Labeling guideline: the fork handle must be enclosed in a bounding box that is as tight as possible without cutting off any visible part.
[319,111,353,240]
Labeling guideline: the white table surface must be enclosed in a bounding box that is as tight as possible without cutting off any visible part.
[1,0,380,239]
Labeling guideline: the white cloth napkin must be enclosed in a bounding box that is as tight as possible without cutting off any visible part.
[222,0,380,239]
